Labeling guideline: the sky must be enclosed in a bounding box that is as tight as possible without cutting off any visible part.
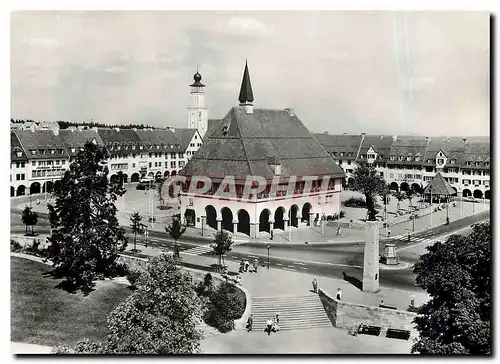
[10,10,490,136]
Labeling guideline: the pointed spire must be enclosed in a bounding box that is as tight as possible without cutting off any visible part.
[238,60,254,105]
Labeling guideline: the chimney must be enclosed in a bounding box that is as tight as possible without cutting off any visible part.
[284,108,295,116]
[425,136,430,143]
[343,132,348,135]
[463,138,468,144]
[361,132,366,137]
[380,135,384,139]
[392,135,397,141]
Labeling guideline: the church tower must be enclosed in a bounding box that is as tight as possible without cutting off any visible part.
[187,70,208,138]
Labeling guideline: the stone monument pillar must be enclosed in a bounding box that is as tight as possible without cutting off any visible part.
[363,220,380,292]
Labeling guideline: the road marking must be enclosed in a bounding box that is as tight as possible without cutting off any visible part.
[283,267,296,271]
[287,265,296,268]
[396,226,472,252]
[299,267,308,270]
[295,262,306,266]
[276,263,283,266]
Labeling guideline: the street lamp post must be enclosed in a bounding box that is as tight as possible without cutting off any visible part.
[201,216,206,236]
[429,186,433,227]
[446,196,450,225]
[267,244,270,269]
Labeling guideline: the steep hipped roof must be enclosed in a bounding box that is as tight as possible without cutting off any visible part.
[357,135,393,162]
[59,130,104,156]
[173,128,197,150]
[135,129,182,152]
[97,128,143,145]
[14,130,69,160]
[423,172,457,196]
[313,134,363,160]
[207,119,223,138]
[11,131,27,162]
[238,61,254,104]
[181,107,345,181]
[463,141,490,169]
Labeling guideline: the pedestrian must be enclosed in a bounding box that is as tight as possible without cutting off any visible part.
[337,226,341,235]
[265,317,273,336]
[312,278,318,293]
[275,312,280,332]
[387,228,391,238]
[235,275,242,285]
[244,260,250,272]
[239,259,245,273]
[246,315,253,332]
[253,258,259,273]
[336,288,342,300]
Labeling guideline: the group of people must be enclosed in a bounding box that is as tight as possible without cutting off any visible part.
[312,278,342,300]
[240,258,259,273]
[245,313,280,335]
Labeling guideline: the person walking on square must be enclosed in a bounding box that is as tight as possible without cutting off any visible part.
[336,288,342,300]
[265,317,273,336]
[274,313,280,332]
[312,278,318,293]
[246,315,253,332]
[244,260,250,272]
[253,258,259,273]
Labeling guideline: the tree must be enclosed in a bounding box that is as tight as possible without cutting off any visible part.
[210,230,233,270]
[406,188,415,211]
[350,165,387,221]
[130,212,146,253]
[412,222,491,354]
[392,190,406,213]
[99,255,206,354]
[21,206,38,236]
[165,217,186,257]
[47,141,128,294]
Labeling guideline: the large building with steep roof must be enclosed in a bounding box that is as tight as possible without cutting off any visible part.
[178,62,346,238]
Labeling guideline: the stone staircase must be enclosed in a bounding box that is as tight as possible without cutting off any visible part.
[251,294,332,331]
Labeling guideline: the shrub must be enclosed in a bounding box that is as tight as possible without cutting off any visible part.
[344,197,366,208]
[339,210,346,219]
[204,282,245,333]
[73,339,105,354]
[10,239,22,252]
[52,345,75,354]
[126,267,143,289]
[196,273,214,297]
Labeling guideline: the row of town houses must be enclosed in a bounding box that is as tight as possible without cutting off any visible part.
[314,132,490,200]
[10,124,203,197]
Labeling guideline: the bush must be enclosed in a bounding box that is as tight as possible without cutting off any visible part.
[339,210,346,219]
[344,197,366,208]
[204,282,246,333]
[126,267,143,289]
[196,273,214,297]
[10,239,22,252]
[52,345,75,354]
[326,211,346,221]
[73,339,105,354]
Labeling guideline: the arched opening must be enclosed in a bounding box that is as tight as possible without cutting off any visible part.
[259,209,271,233]
[274,207,286,230]
[473,189,483,199]
[400,182,409,192]
[205,205,217,230]
[237,209,250,236]
[171,170,177,176]
[184,209,196,227]
[131,173,140,183]
[43,181,54,194]
[221,207,233,232]
[164,170,170,178]
[110,174,119,184]
[390,182,399,191]
[289,204,299,227]
[302,203,312,226]
[30,182,41,195]
[485,190,490,200]
[411,183,421,194]
[462,189,472,198]
[16,185,26,196]
[11,186,14,197]
[451,187,457,195]
[155,171,162,182]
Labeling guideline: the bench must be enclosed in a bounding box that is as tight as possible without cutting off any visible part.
[358,325,382,336]
[386,328,411,340]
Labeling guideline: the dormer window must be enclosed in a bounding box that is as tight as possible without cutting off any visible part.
[390,155,395,161]
[475,162,481,166]
[117,146,121,150]
[450,159,456,164]
[437,159,445,165]
[398,156,403,161]
[427,159,432,163]
[16,151,22,157]
[110,146,114,151]
[50,150,55,154]
[124,146,128,150]
[71,148,76,153]
[485,162,490,167]
[348,153,353,157]
[139,146,143,150]
[340,152,344,157]
[40,150,46,155]
[406,156,412,161]
[415,156,420,161]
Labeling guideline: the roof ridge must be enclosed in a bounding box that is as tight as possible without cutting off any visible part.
[234,109,255,176]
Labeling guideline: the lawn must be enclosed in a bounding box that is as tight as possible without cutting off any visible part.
[10,256,132,348]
